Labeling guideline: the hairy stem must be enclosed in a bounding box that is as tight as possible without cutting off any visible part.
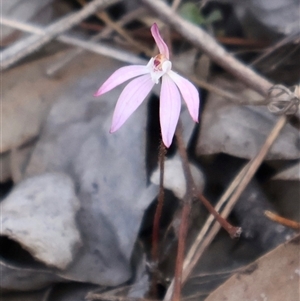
[151,140,166,296]
[172,122,196,301]
[170,121,240,300]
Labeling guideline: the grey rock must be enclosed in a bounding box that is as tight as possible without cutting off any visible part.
[25,56,158,286]
[197,78,300,160]
[1,172,81,269]
[151,156,205,199]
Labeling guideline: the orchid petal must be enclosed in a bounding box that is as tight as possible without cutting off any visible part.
[160,74,181,147]
[151,23,169,59]
[110,74,154,133]
[168,70,200,122]
[94,65,149,96]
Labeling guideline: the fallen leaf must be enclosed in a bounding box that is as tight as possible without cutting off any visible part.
[204,235,300,301]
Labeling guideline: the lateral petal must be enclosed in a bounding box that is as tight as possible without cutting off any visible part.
[94,65,149,96]
[168,70,200,122]
[151,23,170,59]
[160,74,181,147]
[110,74,154,132]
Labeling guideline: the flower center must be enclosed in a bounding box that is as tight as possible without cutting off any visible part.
[148,54,172,84]
[153,54,167,71]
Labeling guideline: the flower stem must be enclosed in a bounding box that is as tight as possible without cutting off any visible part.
[172,122,196,301]
[172,199,191,301]
[171,121,240,301]
[151,139,166,296]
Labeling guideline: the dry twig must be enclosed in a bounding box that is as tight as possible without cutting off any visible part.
[0,18,145,66]
[265,211,300,230]
[0,0,120,70]
[78,0,152,56]
[171,121,240,301]
[46,6,148,76]
[142,0,273,96]
[163,114,288,301]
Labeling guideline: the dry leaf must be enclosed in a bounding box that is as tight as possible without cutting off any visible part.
[204,235,300,301]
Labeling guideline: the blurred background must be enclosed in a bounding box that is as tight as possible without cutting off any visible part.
[1,1,299,300]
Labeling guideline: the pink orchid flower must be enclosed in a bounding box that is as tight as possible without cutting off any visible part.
[94,23,200,147]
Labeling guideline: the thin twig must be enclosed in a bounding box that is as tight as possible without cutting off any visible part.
[182,164,249,275]
[171,0,182,11]
[197,194,241,238]
[77,0,152,56]
[94,11,152,56]
[251,32,300,66]
[264,211,300,230]
[46,7,148,76]
[163,166,248,301]
[181,115,287,285]
[224,115,288,208]
[0,0,120,70]
[165,121,240,301]
[142,0,273,96]
[101,7,147,38]
[184,73,268,106]
[0,18,146,66]
[164,114,287,300]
